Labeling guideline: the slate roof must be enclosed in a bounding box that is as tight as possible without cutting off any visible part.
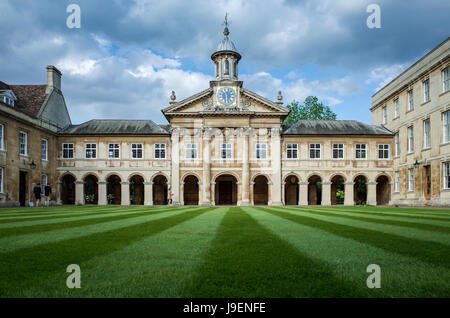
[282,120,393,135]
[0,82,47,117]
[58,120,170,135]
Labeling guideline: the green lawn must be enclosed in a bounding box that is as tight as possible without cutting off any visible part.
[0,205,449,297]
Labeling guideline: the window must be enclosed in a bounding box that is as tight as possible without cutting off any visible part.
[0,124,4,150]
[221,143,232,159]
[286,143,298,159]
[408,89,414,111]
[155,143,166,159]
[408,126,414,153]
[394,98,399,118]
[423,79,430,102]
[41,174,48,194]
[382,106,387,124]
[41,139,48,161]
[442,67,449,93]
[444,162,450,189]
[378,144,389,159]
[444,110,450,143]
[108,143,120,159]
[256,143,267,159]
[423,119,430,149]
[408,168,414,191]
[233,61,237,78]
[19,131,27,156]
[309,143,321,159]
[85,143,97,159]
[394,171,400,193]
[0,167,3,193]
[224,59,229,75]
[394,133,399,157]
[131,143,143,159]
[2,96,14,106]
[62,143,74,159]
[186,143,197,159]
[332,143,344,159]
[355,144,367,159]
[215,62,218,77]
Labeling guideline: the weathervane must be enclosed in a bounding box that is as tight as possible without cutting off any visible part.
[223,13,230,36]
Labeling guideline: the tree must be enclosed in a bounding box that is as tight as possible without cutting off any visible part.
[283,96,337,125]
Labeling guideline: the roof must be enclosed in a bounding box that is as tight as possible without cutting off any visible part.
[0,84,47,117]
[282,120,393,135]
[58,119,170,135]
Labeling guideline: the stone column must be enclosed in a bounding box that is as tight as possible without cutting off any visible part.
[75,181,84,205]
[98,181,107,206]
[56,181,62,205]
[367,181,377,206]
[211,182,216,205]
[270,127,283,206]
[144,182,153,205]
[321,181,331,206]
[201,133,212,206]
[297,182,301,205]
[281,182,285,206]
[171,129,181,206]
[241,130,251,205]
[267,181,273,205]
[237,181,242,205]
[180,181,185,205]
[121,182,130,205]
[344,182,355,206]
[249,181,255,205]
[299,181,308,206]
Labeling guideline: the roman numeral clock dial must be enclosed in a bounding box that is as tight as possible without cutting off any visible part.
[217,87,236,106]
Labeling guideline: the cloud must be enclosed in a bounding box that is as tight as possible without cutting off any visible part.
[366,63,410,91]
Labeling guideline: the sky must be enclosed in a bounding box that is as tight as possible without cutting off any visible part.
[0,0,449,125]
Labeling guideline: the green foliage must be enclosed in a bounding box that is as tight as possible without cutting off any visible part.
[284,96,337,125]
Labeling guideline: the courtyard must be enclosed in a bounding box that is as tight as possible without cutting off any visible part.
[0,205,449,297]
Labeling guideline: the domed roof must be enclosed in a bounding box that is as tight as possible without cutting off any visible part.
[212,26,241,60]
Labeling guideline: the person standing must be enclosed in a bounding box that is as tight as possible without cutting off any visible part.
[33,183,42,207]
[44,184,52,207]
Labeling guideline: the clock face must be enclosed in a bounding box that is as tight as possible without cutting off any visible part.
[217,87,236,106]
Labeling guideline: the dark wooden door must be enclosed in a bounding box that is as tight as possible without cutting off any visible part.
[424,165,431,200]
[218,181,232,205]
[19,171,27,206]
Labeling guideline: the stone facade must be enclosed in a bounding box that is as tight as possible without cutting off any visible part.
[371,37,450,206]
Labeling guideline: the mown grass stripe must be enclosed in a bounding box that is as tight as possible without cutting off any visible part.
[333,206,450,217]
[246,207,450,297]
[0,206,132,217]
[284,207,450,233]
[0,207,214,297]
[185,207,363,297]
[259,207,450,269]
[0,206,203,253]
[0,206,185,238]
[21,207,228,297]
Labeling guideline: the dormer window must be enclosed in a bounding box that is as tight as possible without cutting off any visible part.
[224,59,229,75]
[3,96,14,106]
[0,90,16,107]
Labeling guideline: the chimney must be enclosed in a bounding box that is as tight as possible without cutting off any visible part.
[46,65,62,92]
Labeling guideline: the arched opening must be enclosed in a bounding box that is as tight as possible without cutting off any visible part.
[253,175,269,205]
[224,59,229,75]
[331,175,345,205]
[107,175,121,205]
[61,174,75,205]
[376,175,391,205]
[284,175,299,205]
[184,175,199,205]
[215,174,237,205]
[308,175,322,205]
[130,175,144,205]
[84,174,98,205]
[354,175,367,205]
[153,175,168,205]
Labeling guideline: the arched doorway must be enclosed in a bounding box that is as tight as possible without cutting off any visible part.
[215,174,237,205]
[354,175,367,205]
[130,175,144,205]
[107,175,121,205]
[184,175,199,205]
[308,175,322,205]
[61,174,75,205]
[253,175,268,205]
[84,174,98,205]
[331,175,345,205]
[284,175,299,205]
[376,175,391,205]
[153,175,168,205]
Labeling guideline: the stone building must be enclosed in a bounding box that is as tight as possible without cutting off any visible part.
[0,25,402,207]
[371,37,450,206]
